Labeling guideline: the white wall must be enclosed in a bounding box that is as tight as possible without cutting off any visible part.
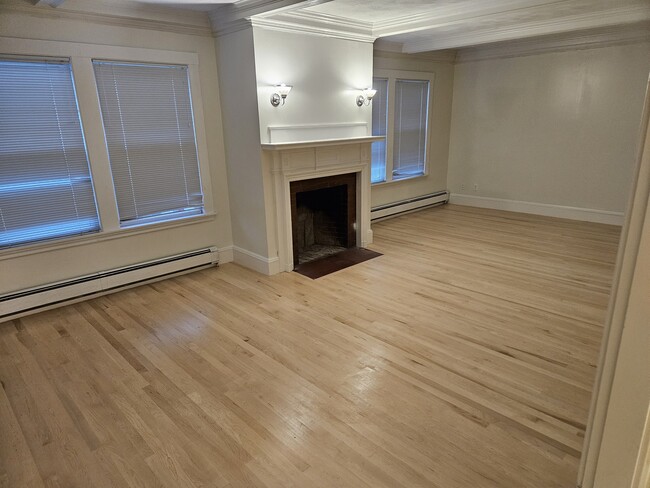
[448,42,650,218]
[253,28,374,143]
[371,50,455,208]
[214,26,376,270]
[215,28,270,260]
[0,5,233,295]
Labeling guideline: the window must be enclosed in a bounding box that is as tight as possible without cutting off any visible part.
[94,61,204,227]
[371,78,388,183]
[370,72,433,184]
[393,79,429,179]
[0,58,99,248]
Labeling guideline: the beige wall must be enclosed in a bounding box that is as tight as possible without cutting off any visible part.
[447,42,650,214]
[0,6,233,295]
[371,50,454,208]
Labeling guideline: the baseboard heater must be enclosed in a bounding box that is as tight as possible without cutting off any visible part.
[371,191,449,221]
[0,247,218,321]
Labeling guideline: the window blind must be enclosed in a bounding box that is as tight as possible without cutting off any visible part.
[0,58,99,249]
[371,77,388,184]
[93,61,204,227]
[393,79,429,179]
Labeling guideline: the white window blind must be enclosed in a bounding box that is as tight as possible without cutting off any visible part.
[371,77,388,184]
[393,79,429,179]
[93,61,204,227]
[0,58,99,249]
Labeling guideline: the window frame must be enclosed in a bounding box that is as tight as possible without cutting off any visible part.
[93,59,206,229]
[371,69,435,186]
[0,37,215,256]
[0,55,102,249]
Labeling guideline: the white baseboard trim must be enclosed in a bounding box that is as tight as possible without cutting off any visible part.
[233,246,280,275]
[218,245,234,264]
[449,194,625,225]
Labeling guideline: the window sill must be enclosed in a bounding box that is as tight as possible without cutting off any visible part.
[371,173,429,187]
[0,212,217,261]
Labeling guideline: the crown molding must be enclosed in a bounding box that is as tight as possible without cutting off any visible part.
[401,4,650,53]
[210,0,331,35]
[372,0,558,38]
[456,23,650,63]
[212,17,254,38]
[0,0,213,37]
[244,0,556,45]
[250,10,375,43]
[373,46,457,64]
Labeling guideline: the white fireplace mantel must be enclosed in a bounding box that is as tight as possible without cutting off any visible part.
[262,137,381,273]
[261,136,384,151]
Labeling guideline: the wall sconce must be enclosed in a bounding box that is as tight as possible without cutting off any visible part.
[356,88,377,107]
[270,84,292,107]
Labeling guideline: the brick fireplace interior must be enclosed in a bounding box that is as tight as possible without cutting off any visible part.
[290,173,357,266]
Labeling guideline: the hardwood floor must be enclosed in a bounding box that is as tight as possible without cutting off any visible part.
[0,205,621,488]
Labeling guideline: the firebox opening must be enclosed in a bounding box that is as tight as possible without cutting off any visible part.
[290,173,357,267]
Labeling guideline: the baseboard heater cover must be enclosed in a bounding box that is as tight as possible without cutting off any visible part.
[371,191,449,221]
[0,247,218,320]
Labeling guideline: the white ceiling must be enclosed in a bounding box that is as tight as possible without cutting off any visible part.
[293,0,650,52]
[305,0,638,24]
[32,0,650,52]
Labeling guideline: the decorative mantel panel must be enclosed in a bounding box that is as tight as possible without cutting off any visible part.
[262,136,382,273]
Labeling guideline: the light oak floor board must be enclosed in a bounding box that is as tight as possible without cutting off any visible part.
[0,205,621,487]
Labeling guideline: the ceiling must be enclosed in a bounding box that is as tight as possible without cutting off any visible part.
[25,0,650,53]
[269,0,650,52]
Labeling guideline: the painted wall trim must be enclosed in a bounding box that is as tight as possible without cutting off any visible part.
[209,0,332,35]
[233,246,281,275]
[0,213,217,261]
[250,15,375,43]
[266,123,370,144]
[449,194,624,225]
[373,46,457,63]
[218,245,235,264]
[0,1,214,37]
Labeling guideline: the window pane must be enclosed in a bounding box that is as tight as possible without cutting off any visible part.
[393,79,429,179]
[93,61,204,227]
[0,58,99,248]
[371,77,388,184]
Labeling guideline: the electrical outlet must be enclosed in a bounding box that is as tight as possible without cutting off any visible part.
[460,183,465,191]
[473,184,479,192]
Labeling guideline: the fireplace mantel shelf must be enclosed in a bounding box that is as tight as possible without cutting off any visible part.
[261,136,384,151]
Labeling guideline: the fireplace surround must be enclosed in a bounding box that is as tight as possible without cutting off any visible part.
[291,173,356,266]
[261,136,381,273]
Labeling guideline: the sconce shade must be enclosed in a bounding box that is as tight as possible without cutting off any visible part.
[363,88,377,99]
[271,83,292,107]
[276,84,292,96]
[356,87,377,107]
